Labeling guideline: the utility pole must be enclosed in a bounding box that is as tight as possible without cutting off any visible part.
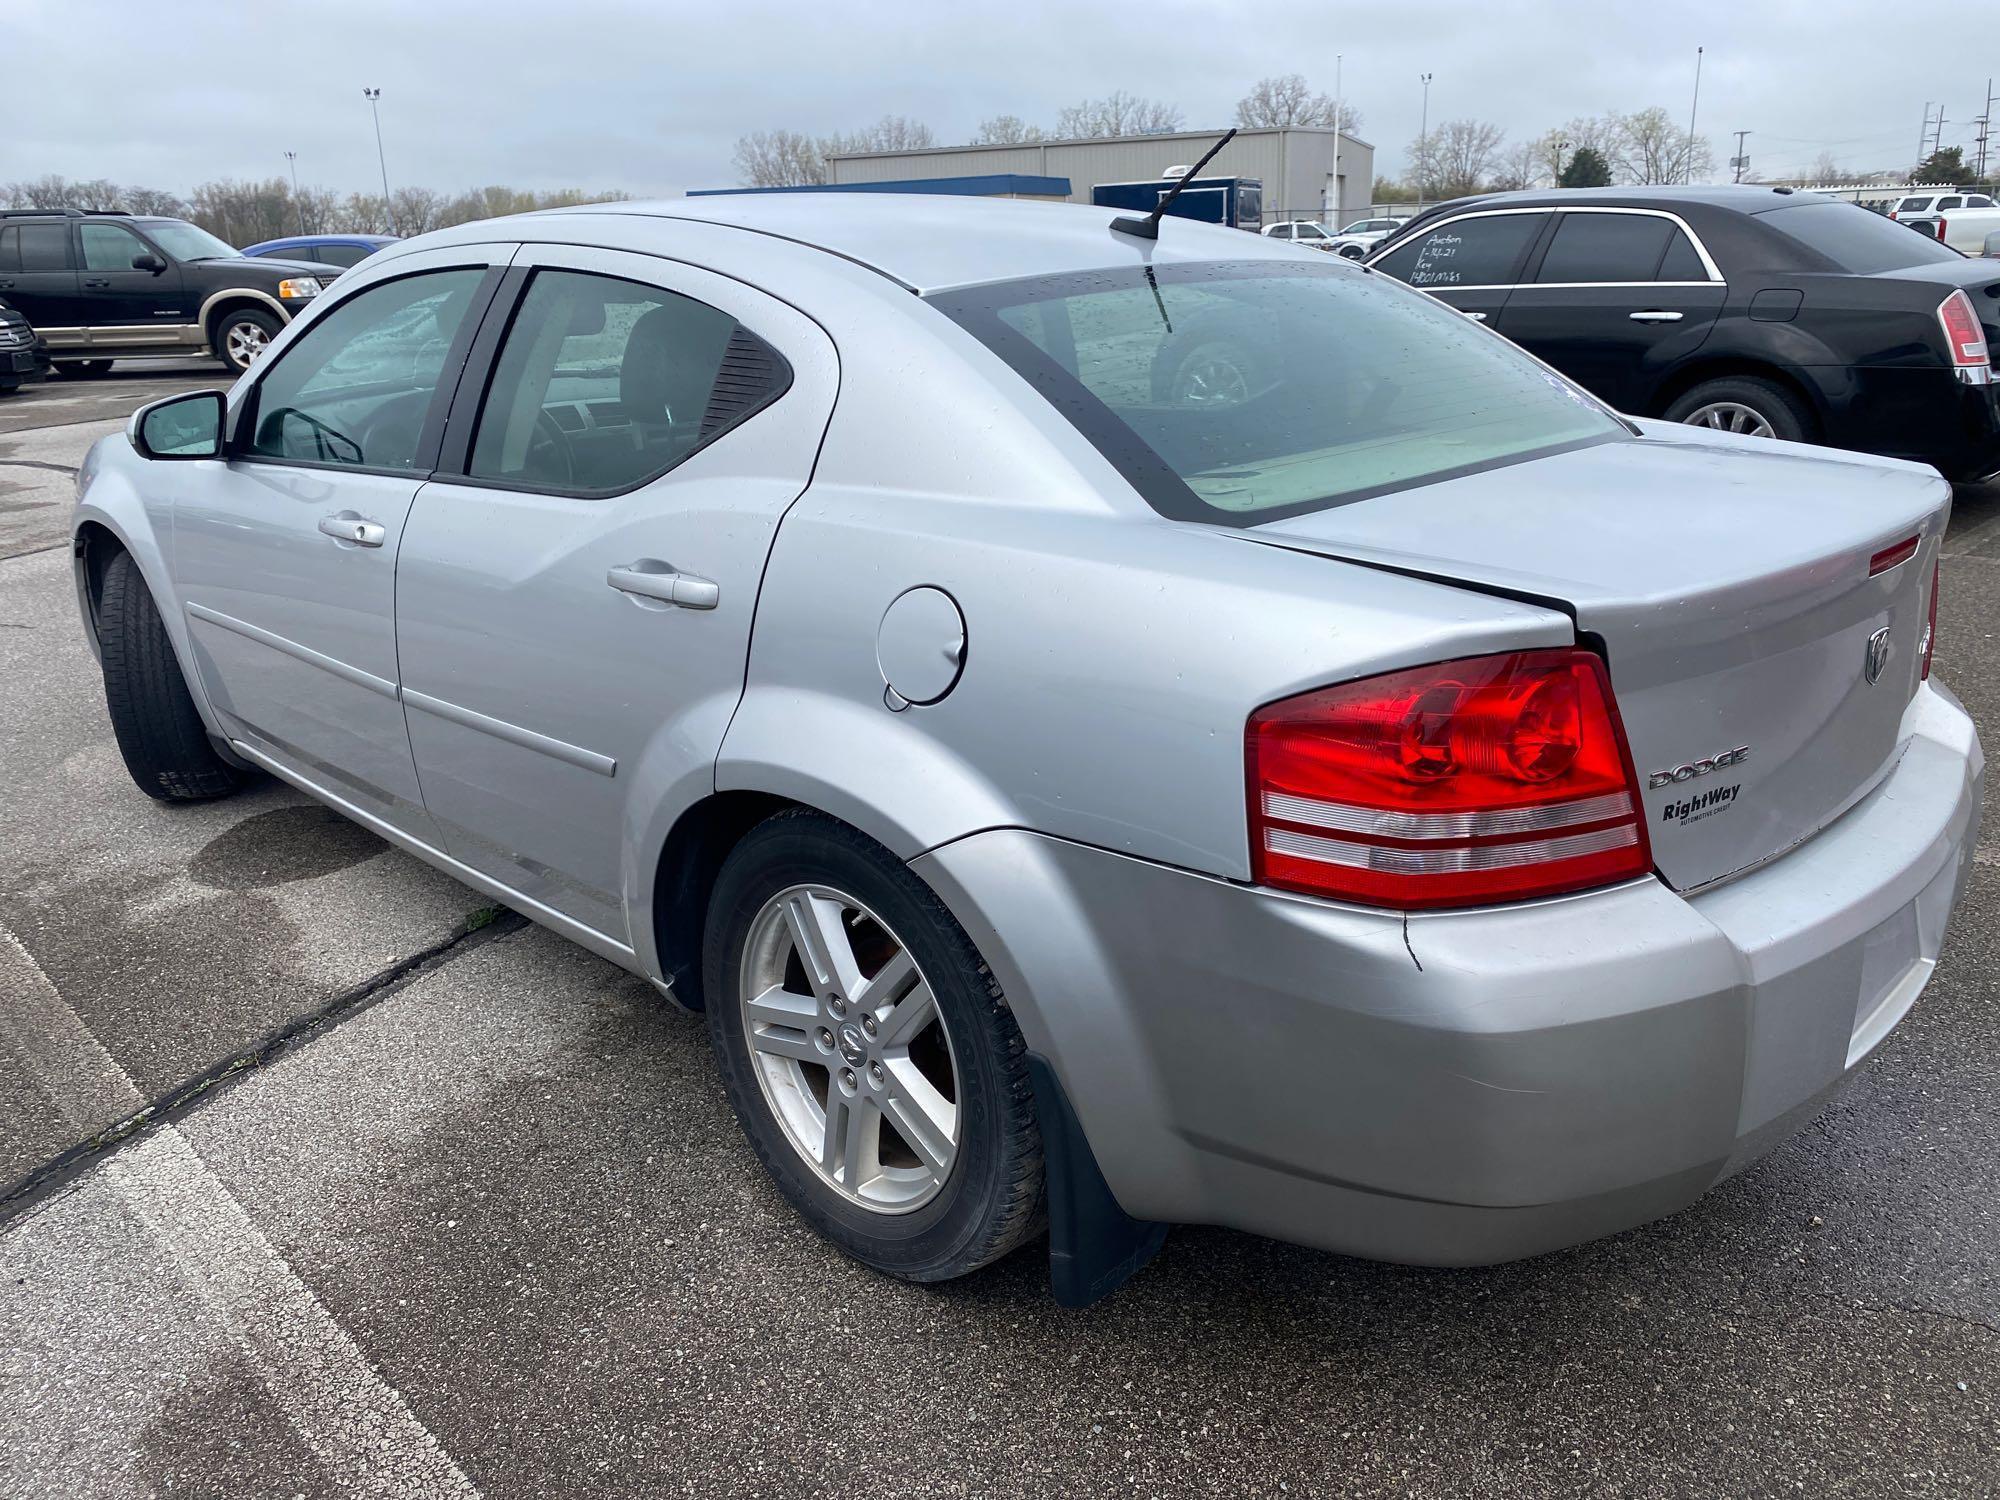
[284,150,302,234]
[1418,72,1433,205]
[1732,130,1750,184]
[1918,102,1934,179]
[1686,46,1704,183]
[1977,78,1994,181]
[363,87,395,233]
[1933,108,1948,165]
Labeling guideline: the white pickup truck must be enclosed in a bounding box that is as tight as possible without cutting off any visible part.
[1901,203,2000,256]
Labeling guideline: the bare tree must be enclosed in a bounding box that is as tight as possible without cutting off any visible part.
[1612,107,1715,185]
[187,178,296,245]
[1409,119,1506,198]
[334,192,391,234]
[1488,139,1547,192]
[1053,91,1184,138]
[1234,74,1362,132]
[1807,150,1844,186]
[121,186,189,217]
[732,116,937,187]
[974,114,1044,145]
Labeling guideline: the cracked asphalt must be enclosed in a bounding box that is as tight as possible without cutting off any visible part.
[2,364,1998,1498]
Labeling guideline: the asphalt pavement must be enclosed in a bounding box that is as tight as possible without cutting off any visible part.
[2,366,1997,1498]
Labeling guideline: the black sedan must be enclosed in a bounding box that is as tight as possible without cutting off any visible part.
[1364,185,2000,481]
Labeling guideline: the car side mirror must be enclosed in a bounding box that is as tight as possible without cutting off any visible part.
[130,390,225,460]
[131,253,167,274]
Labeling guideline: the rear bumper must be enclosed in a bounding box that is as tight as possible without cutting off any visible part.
[914,681,1983,1265]
[1821,365,2000,480]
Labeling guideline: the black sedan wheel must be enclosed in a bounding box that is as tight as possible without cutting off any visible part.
[1664,376,1814,443]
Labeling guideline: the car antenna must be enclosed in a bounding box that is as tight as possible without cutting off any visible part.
[1111,127,1238,240]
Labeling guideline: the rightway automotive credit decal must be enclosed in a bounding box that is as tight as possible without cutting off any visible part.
[1660,782,1740,829]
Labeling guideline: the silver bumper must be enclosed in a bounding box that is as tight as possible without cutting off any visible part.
[914,682,1984,1265]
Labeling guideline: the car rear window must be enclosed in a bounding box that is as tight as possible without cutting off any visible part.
[930,260,1623,526]
[1760,200,1966,273]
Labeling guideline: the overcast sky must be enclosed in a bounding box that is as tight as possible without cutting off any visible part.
[8,0,1993,199]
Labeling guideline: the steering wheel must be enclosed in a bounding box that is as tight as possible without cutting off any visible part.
[525,408,576,486]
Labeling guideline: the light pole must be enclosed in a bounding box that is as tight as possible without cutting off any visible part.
[1418,72,1433,204]
[1554,138,1569,185]
[1685,46,1704,183]
[284,150,302,234]
[363,87,395,233]
[1332,53,1342,223]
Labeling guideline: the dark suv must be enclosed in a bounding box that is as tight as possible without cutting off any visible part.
[0,208,342,376]
[1364,185,2000,481]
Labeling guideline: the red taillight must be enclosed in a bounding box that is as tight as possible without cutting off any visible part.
[1923,558,1939,680]
[1938,289,1990,369]
[1247,649,1653,910]
[1869,535,1919,575]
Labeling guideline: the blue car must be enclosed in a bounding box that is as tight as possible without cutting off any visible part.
[240,233,399,271]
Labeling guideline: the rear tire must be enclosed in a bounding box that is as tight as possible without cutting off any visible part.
[1663,375,1815,443]
[54,360,113,379]
[0,381,19,396]
[703,809,1043,1283]
[98,549,242,802]
[211,309,280,373]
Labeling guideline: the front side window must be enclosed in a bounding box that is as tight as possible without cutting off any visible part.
[1297,224,1329,241]
[80,222,148,272]
[1899,197,1934,214]
[1970,195,1995,208]
[314,244,371,268]
[1371,212,1547,289]
[932,261,1623,526]
[246,268,484,469]
[466,269,789,495]
[1535,212,1683,283]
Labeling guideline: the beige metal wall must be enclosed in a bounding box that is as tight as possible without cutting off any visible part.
[827,127,1375,223]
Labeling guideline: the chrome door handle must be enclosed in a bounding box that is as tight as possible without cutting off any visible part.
[317,513,385,547]
[1463,310,1488,321]
[607,563,720,610]
[1629,310,1685,323]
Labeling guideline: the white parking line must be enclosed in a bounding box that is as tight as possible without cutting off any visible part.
[0,927,481,1498]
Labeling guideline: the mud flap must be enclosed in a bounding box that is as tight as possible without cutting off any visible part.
[1027,1053,1168,1307]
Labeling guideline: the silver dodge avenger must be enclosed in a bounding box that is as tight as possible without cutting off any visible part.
[70,194,1984,1303]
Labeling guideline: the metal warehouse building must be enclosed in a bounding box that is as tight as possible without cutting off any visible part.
[824,125,1375,226]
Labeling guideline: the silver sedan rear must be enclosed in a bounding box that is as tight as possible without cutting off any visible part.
[71,196,1983,1302]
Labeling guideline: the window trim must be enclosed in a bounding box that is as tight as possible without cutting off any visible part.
[1366,205,1726,290]
[227,263,505,481]
[425,263,795,502]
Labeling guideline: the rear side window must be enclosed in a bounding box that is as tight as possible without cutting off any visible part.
[1937,196,1964,211]
[466,269,790,496]
[1899,197,1935,213]
[11,224,73,272]
[1760,200,1965,273]
[247,268,485,469]
[1535,212,1678,283]
[931,261,1622,526]
[1657,232,1708,281]
[1371,213,1546,289]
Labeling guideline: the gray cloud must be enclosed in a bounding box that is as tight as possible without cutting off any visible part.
[5,0,1988,199]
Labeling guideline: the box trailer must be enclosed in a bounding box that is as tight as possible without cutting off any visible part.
[1090,175,1264,231]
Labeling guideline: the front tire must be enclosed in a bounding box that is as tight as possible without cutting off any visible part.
[98,550,242,801]
[212,309,280,373]
[704,810,1043,1282]
[1664,375,1814,443]
[54,360,113,379]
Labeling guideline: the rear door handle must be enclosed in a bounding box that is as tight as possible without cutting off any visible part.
[82,278,111,289]
[1629,310,1685,323]
[607,563,719,610]
[1462,310,1488,321]
[317,512,385,547]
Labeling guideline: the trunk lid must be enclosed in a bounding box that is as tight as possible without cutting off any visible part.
[1243,423,1949,892]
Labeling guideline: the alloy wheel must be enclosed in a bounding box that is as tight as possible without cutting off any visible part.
[1682,401,1776,439]
[1173,352,1253,407]
[224,321,270,370]
[738,884,960,1213]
